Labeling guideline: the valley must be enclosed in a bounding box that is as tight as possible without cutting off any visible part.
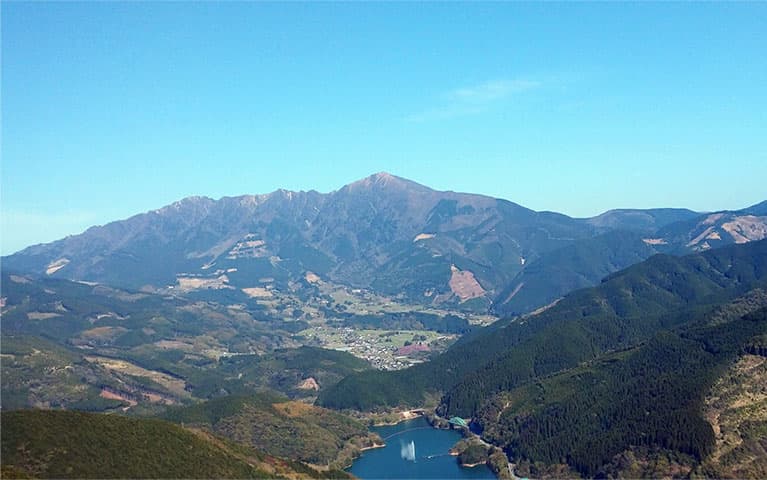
[298,326,454,370]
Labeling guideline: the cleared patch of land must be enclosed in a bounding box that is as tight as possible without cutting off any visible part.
[81,326,127,338]
[687,226,716,248]
[26,312,61,320]
[642,238,668,245]
[242,287,273,298]
[297,377,320,391]
[100,388,137,407]
[449,265,486,302]
[305,272,321,283]
[722,216,767,244]
[176,275,231,290]
[272,400,314,418]
[45,258,69,275]
[84,355,191,398]
[703,354,767,478]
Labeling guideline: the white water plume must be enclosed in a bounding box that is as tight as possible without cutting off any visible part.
[400,440,416,462]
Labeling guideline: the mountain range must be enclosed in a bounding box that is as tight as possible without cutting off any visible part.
[4,172,766,317]
[3,173,767,478]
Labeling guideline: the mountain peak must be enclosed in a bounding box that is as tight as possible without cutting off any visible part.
[742,200,767,215]
[154,195,215,214]
[344,172,433,194]
[370,171,396,181]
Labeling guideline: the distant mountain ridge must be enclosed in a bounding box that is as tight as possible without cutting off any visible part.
[495,200,767,315]
[3,173,765,315]
[584,207,700,233]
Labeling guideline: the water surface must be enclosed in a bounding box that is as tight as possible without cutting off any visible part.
[348,417,495,479]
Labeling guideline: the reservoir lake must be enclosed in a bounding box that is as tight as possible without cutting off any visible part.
[347,417,496,479]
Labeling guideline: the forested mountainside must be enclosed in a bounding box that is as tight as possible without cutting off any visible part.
[475,301,767,478]
[318,239,767,412]
[0,409,350,479]
[6,173,762,317]
[494,229,658,314]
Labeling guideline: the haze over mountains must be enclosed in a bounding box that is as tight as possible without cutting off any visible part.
[4,173,766,316]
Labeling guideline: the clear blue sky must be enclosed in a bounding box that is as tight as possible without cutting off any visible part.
[2,2,766,254]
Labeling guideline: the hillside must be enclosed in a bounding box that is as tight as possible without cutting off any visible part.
[655,207,767,254]
[584,207,700,233]
[0,271,287,356]
[702,352,767,479]
[162,394,381,469]
[476,300,767,477]
[1,334,130,411]
[494,230,657,315]
[318,239,767,412]
[190,347,371,399]
[0,409,348,479]
[1,273,371,410]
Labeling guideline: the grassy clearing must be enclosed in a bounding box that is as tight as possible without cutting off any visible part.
[84,356,191,398]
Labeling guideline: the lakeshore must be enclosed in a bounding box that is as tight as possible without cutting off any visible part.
[369,408,427,427]
[359,443,386,452]
[354,409,520,479]
[347,416,495,479]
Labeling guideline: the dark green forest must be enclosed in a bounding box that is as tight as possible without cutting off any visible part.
[477,305,767,476]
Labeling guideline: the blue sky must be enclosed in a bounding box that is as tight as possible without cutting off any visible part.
[2,2,766,254]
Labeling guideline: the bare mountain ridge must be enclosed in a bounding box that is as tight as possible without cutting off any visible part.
[497,200,767,314]
[3,173,765,314]
[656,207,767,253]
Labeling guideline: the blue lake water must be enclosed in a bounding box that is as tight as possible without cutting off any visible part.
[347,417,496,479]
